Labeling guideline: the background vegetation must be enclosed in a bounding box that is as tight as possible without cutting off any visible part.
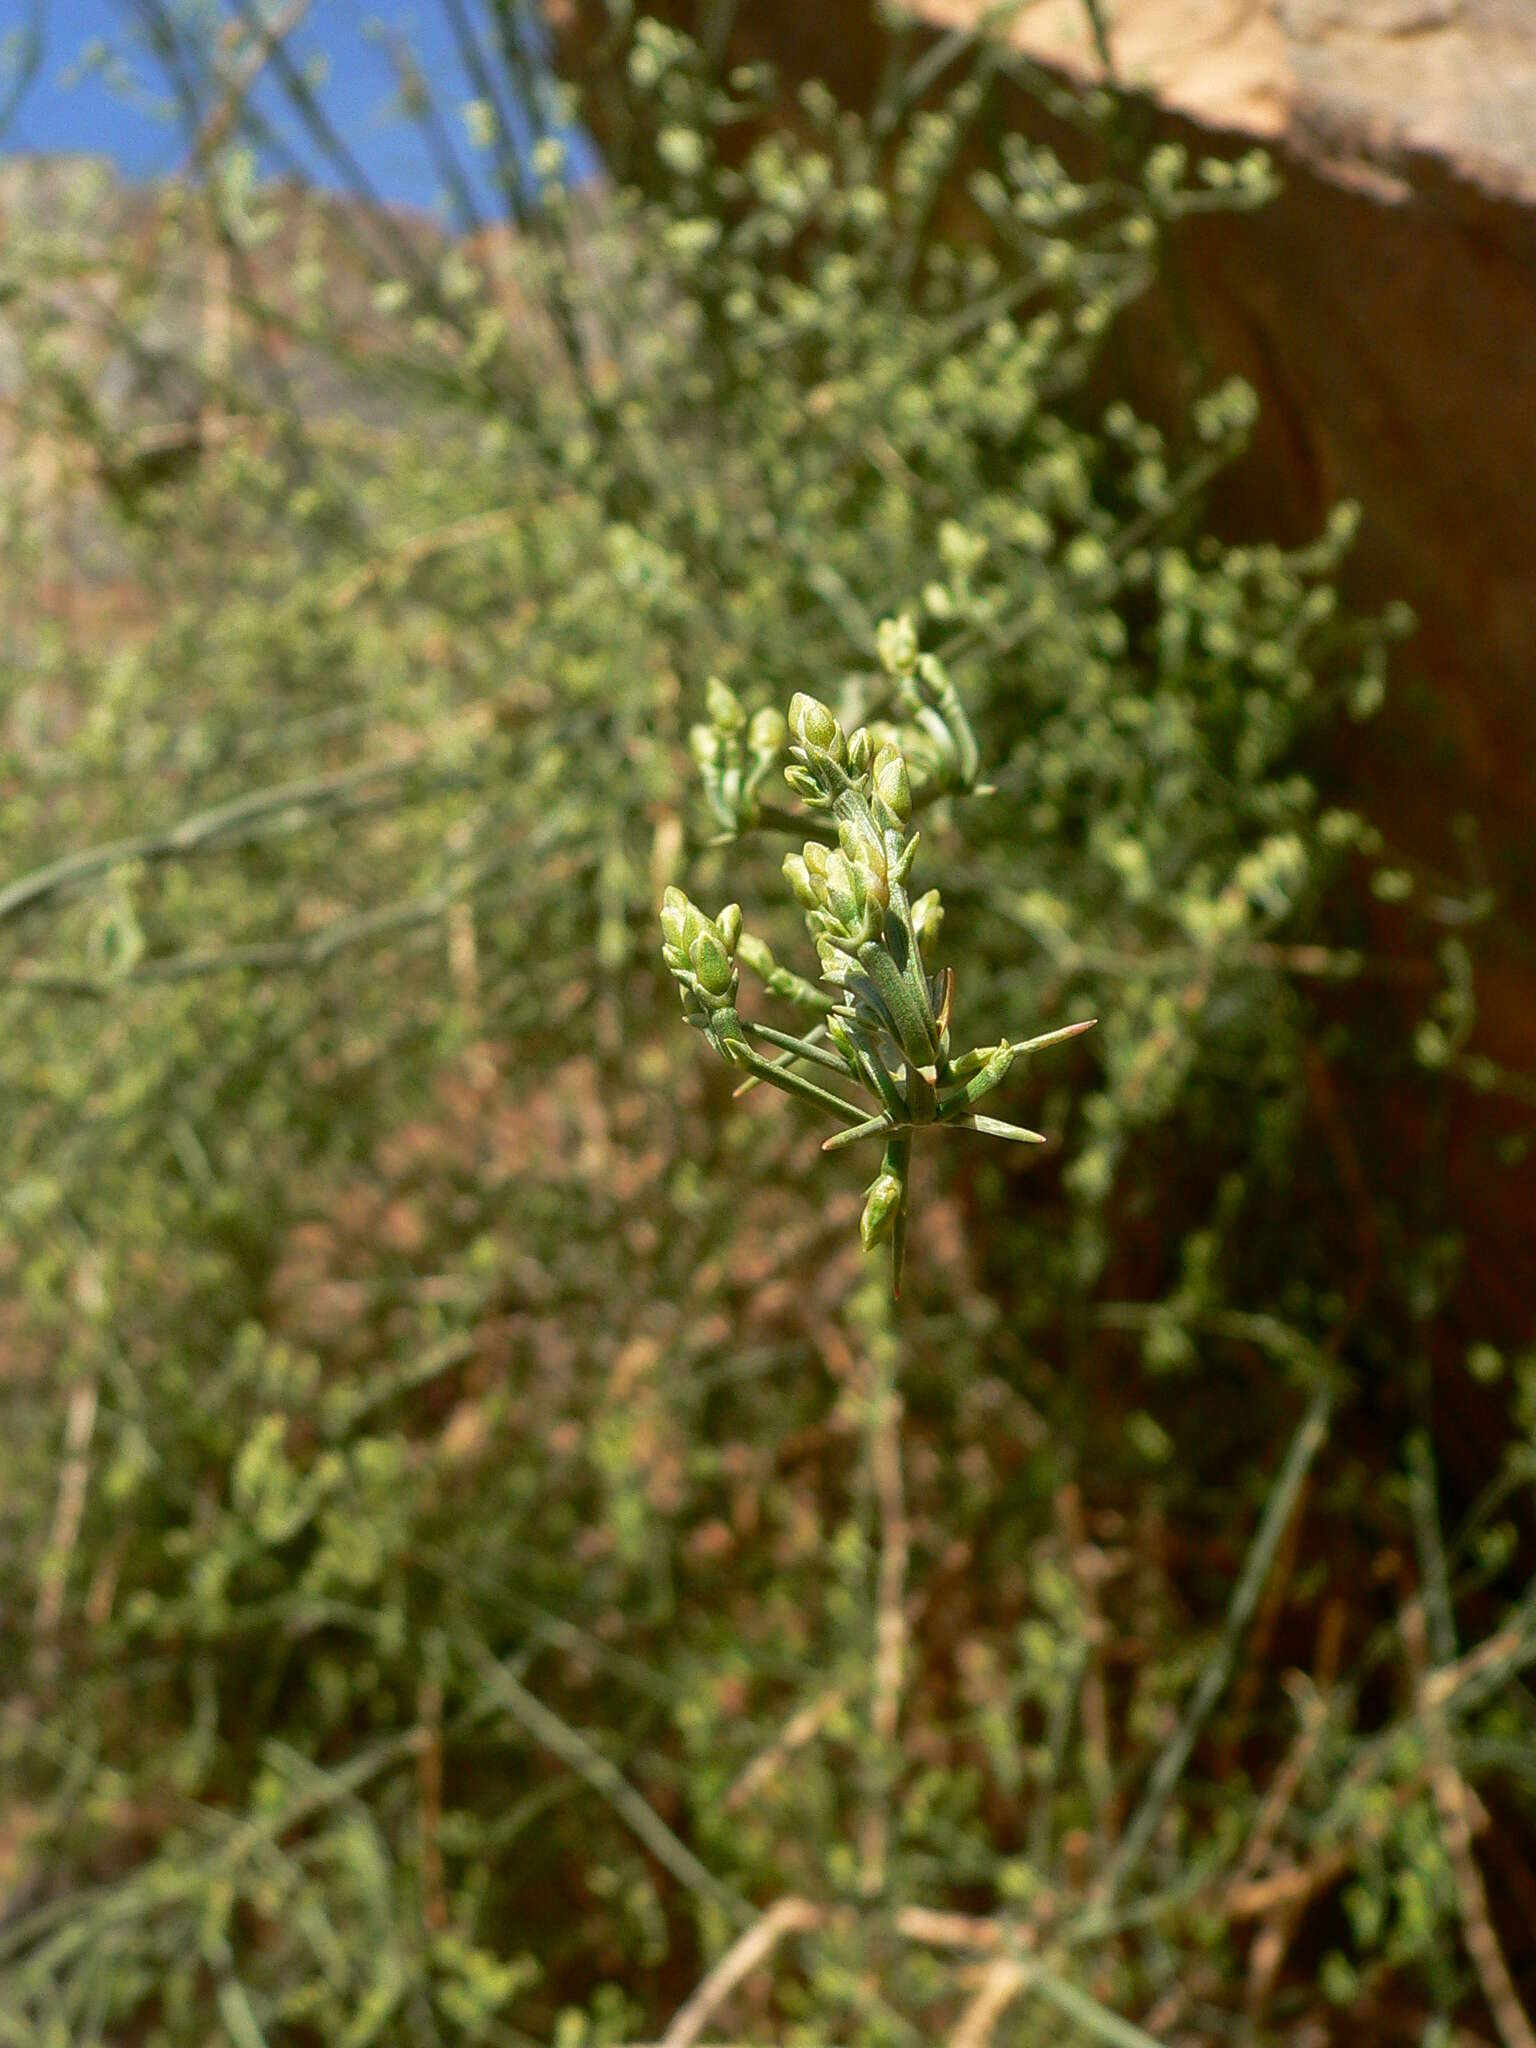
[1,5,1534,2043]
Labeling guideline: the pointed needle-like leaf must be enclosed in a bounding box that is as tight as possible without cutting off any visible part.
[950,1113,1047,1143]
[822,1111,901,1152]
[1009,1016,1097,1057]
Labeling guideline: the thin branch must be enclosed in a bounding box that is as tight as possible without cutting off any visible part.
[864,1334,909,1895]
[743,1020,853,1077]
[0,757,430,927]
[1027,1962,1168,2048]
[1094,1379,1336,1908]
[730,1044,868,1126]
[1058,1483,1115,1855]
[473,1655,752,1925]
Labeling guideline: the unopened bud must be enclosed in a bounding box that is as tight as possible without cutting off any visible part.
[911,887,944,948]
[690,927,736,997]
[875,613,918,677]
[816,935,854,981]
[860,1171,902,1250]
[705,675,746,730]
[717,902,742,952]
[689,724,720,769]
[848,726,873,774]
[823,850,861,927]
[837,815,885,877]
[872,743,912,822]
[783,852,820,908]
[788,692,844,758]
[748,706,788,755]
[853,853,888,914]
[660,886,689,951]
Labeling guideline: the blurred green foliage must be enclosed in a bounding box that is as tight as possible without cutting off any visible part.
[0,7,1533,2044]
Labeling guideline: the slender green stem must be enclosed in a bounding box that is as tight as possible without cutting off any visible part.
[473,1656,752,1926]
[732,1019,830,1097]
[729,1043,867,1125]
[745,1019,855,1076]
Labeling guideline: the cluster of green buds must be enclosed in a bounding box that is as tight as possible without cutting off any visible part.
[662,671,1093,1298]
[871,612,980,797]
[689,677,789,835]
[658,888,750,1063]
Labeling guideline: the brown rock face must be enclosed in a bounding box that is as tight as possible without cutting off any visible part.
[920,0,1536,199]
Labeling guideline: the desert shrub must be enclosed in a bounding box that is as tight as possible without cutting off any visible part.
[0,6,1532,2045]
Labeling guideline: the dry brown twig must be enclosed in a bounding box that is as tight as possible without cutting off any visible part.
[947,1955,1034,2048]
[1402,1596,1536,2048]
[1236,1596,1347,2024]
[658,1897,824,2048]
[723,1686,848,1814]
[33,1379,99,1650]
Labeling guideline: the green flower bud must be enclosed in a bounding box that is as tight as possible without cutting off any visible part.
[748,706,788,755]
[823,849,861,927]
[872,742,912,822]
[659,886,689,951]
[736,931,774,977]
[689,724,720,768]
[803,841,831,879]
[854,853,888,913]
[705,675,746,730]
[911,887,944,948]
[784,764,824,802]
[837,815,886,879]
[788,692,844,759]
[782,852,820,909]
[690,927,736,997]
[816,935,854,981]
[875,613,918,677]
[826,1014,857,1061]
[717,902,742,952]
[860,1171,902,1250]
[847,725,873,774]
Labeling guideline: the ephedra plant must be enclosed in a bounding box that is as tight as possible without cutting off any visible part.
[662,629,1094,1297]
[2,3,1534,2044]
